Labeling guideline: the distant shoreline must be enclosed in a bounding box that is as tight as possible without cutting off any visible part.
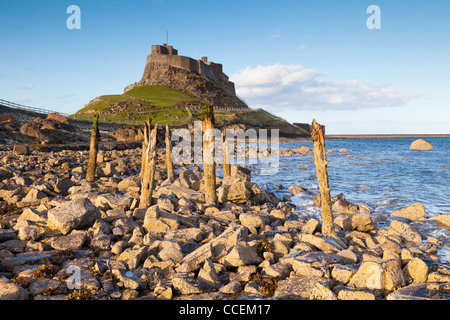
[324,134,450,140]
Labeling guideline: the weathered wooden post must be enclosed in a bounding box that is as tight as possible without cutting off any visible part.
[222,129,231,177]
[165,124,175,180]
[311,119,334,235]
[202,104,217,205]
[86,114,99,182]
[140,119,158,208]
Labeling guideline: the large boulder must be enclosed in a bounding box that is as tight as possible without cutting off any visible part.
[109,125,144,142]
[388,219,423,244]
[19,116,86,144]
[0,277,30,300]
[47,198,101,234]
[332,199,358,214]
[410,139,433,151]
[350,259,405,294]
[46,112,69,124]
[334,213,377,232]
[432,214,450,228]
[390,203,426,221]
[143,205,179,234]
[387,283,450,300]
[273,276,333,300]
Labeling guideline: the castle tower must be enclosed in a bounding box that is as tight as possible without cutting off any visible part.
[151,43,178,56]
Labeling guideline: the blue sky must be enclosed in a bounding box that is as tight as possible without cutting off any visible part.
[0,0,449,134]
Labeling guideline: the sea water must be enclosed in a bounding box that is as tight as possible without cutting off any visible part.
[250,138,450,262]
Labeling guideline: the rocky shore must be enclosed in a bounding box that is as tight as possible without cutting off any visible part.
[0,142,449,301]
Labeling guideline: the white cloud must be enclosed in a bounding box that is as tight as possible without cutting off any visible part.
[230,64,414,111]
[298,44,308,51]
[18,84,34,90]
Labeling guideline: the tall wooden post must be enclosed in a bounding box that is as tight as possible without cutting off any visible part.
[86,114,99,182]
[202,104,217,205]
[140,119,158,208]
[222,130,231,177]
[165,124,175,180]
[311,119,334,235]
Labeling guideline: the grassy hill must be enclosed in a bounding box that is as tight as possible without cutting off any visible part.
[74,85,197,125]
[124,85,198,107]
[74,85,309,136]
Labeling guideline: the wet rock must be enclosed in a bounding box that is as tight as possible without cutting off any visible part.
[410,139,433,151]
[332,199,358,214]
[390,203,426,221]
[231,165,251,182]
[432,214,450,228]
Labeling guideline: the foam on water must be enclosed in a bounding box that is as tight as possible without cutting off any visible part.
[250,137,450,263]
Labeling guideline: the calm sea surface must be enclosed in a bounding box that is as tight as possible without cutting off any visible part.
[249,138,450,262]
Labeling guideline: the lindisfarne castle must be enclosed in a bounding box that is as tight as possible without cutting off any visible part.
[125,43,247,109]
[149,43,236,96]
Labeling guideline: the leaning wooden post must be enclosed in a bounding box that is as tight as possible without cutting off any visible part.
[222,129,231,177]
[86,114,99,182]
[140,119,158,208]
[311,119,334,235]
[165,124,175,180]
[202,104,217,205]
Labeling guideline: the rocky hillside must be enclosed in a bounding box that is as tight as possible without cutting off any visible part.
[124,63,248,110]
[0,112,88,145]
[75,85,309,137]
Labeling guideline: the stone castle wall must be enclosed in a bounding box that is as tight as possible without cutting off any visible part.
[145,44,236,96]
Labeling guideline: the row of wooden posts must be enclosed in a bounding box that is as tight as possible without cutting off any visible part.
[84,106,335,235]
